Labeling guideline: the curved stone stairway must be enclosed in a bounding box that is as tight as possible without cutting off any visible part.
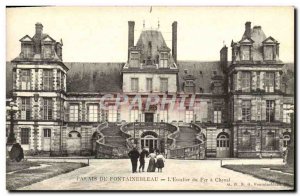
[175,126,199,148]
[100,123,128,149]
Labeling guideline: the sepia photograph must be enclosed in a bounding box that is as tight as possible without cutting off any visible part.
[5,6,295,191]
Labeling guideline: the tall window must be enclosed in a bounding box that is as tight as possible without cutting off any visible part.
[242,100,251,122]
[88,104,98,122]
[44,45,52,58]
[265,131,275,150]
[241,46,250,61]
[43,70,53,91]
[43,98,53,120]
[241,72,251,92]
[131,78,139,92]
[130,109,139,122]
[264,45,274,60]
[159,109,168,122]
[283,134,290,147]
[20,128,30,145]
[283,104,292,123]
[23,45,32,58]
[265,72,275,92]
[69,104,79,122]
[20,70,31,90]
[266,100,275,122]
[146,78,153,92]
[241,130,251,148]
[130,52,139,67]
[213,110,222,123]
[160,53,168,68]
[160,78,168,92]
[43,129,51,137]
[185,110,194,123]
[108,106,117,122]
[21,97,31,120]
[57,70,61,90]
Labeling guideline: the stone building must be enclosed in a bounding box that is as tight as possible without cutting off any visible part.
[6,21,294,158]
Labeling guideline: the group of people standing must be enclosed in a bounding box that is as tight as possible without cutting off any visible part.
[128,146,165,173]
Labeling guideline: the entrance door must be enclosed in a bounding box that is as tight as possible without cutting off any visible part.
[43,129,51,151]
[145,113,154,122]
[216,133,230,158]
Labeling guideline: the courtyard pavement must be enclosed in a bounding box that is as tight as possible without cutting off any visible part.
[20,158,292,191]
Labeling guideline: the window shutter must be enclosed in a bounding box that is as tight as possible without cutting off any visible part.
[251,72,256,91]
[261,101,266,121]
[275,99,281,121]
[237,99,242,121]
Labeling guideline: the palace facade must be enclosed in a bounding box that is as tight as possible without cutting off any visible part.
[6,21,294,158]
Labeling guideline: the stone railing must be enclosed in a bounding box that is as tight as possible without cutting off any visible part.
[168,123,206,160]
[95,122,129,158]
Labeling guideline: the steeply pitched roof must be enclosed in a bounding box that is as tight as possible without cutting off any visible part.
[5,61,295,97]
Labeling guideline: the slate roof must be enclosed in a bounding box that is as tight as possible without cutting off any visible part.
[6,61,294,97]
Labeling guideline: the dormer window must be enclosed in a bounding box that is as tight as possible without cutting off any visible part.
[159,52,168,68]
[22,44,33,58]
[184,69,188,74]
[130,52,140,67]
[185,80,194,87]
[264,45,274,60]
[43,44,52,58]
[241,45,251,61]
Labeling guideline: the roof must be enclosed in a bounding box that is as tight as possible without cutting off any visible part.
[6,61,295,97]
[131,30,176,67]
[177,61,224,94]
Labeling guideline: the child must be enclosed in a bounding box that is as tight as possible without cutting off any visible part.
[156,151,165,173]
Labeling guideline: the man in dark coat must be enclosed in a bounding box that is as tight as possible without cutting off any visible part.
[128,146,140,173]
[139,147,149,172]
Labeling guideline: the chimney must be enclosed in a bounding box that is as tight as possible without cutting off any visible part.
[128,21,135,61]
[245,21,251,38]
[172,21,177,64]
[220,45,228,72]
[35,23,43,37]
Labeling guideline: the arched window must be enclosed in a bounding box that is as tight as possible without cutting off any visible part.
[217,133,229,148]
[241,130,251,148]
[68,131,81,138]
[283,132,291,147]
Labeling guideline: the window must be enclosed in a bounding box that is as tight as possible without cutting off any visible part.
[108,105,117,122]
[185,80,194,87]
[242,100,251,122]
[43,129,51,137]
[57,70,61,90]
[241,130,251,148]
[241,72,251,92]
[130,52,139,67]
[130,109,139,122]
[213,110,222,123]
[23,45,32,58]
[20,70,31,90]
[43,98,53,120]
[265,131,275,150]
[283,134,290,147]
[241,46,250,60]
[265,72,275,93]
[88,104,98,122]
[61,74,65,91]
[159,109,168,122]
[160,78,168,92]
[21,97,31,120]
[69,104,79,122]
[264,45,274,60]
[185,110,194,123]
[160,53,168,68]
[131,78,139,92]
[20,128,30,145]
[283,104,293,123]
[217,134,229,148]
[43,70,53,91]
[44,45,52,58]
[266,100,275,122]
[146,78,153,92]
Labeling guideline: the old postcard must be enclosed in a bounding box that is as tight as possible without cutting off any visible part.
[5,6,295,191]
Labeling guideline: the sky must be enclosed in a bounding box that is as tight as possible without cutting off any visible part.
[6,6,294,62]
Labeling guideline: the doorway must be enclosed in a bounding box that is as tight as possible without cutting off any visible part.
[216,132,230,158]
[145,113,154,122]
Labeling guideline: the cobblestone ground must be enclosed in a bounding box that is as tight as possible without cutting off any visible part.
[20,158,292,190]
